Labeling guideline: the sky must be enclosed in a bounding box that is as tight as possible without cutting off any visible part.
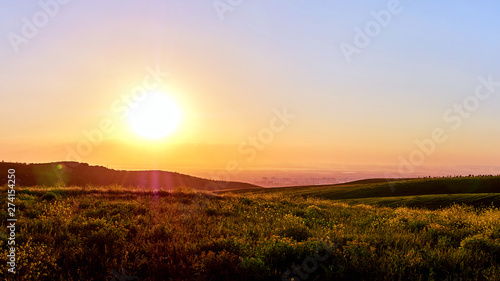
[1,0,500,183]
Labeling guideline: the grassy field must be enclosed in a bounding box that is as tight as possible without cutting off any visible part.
[340,193,500,209]
[1,181,500,280]
[231,176,500,206]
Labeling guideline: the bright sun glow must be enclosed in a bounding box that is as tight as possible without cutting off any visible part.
[128,92,181,140]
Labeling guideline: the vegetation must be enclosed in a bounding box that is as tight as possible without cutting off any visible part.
[341,193,500,209]
[232,176,500,203]
[0,162,261,191]
[1,182,500,280]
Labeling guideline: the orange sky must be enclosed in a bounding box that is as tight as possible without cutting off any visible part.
[1,1,500,182]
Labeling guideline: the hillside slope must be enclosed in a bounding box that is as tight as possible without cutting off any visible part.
[0,162,261,191]
[230,176,500,200]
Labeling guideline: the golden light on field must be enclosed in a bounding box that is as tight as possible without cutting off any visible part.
[128,92,182,140]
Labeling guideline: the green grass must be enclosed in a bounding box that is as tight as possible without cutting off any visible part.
[1,183,500,280]
[340,193,500,209]
[232,176,500,201]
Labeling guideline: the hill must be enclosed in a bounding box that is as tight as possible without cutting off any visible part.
[0,161,261,191]
[341,193,500,209]
[223,176,500,208]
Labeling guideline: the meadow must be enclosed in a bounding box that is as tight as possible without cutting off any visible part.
[229,176,500,201]
[1,178,500,280]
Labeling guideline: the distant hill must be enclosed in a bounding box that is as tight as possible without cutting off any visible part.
[0,162,261,191]
[229,176,500,199]
[310,177,500,200]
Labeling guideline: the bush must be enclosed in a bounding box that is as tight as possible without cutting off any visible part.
[40,192,58,201]
[149,224,173,241]
[198,238,248,257]
[277,214,311,242]
[242,257,267,280]
[405,219,429,232]
[191,250,244,281]
[277,224,311,242]
[460,235,500,254]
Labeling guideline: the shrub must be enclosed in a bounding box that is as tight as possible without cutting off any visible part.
[150,225,173,241]
[40,192,58,201]
[460,235,500,254]
[204,207,218,216]
[259,238,303,273]
[437,235,455,248]
[198,238,248,257]
[405,219,429,232]
[241,257,267,280]
[173,186,196,194]
[277,214,311,242]
[241,197,253,205]
[277,224,311,242]
[191,250,244,281]
[305,205,327,218]
[14,239,60,280]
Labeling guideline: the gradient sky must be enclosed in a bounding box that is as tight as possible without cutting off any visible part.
[1,1,500,181]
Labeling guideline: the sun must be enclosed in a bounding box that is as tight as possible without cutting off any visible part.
[128,92,181,140]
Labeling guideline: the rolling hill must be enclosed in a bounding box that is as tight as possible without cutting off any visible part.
[0,161,261,191]
[223,176,500,208]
